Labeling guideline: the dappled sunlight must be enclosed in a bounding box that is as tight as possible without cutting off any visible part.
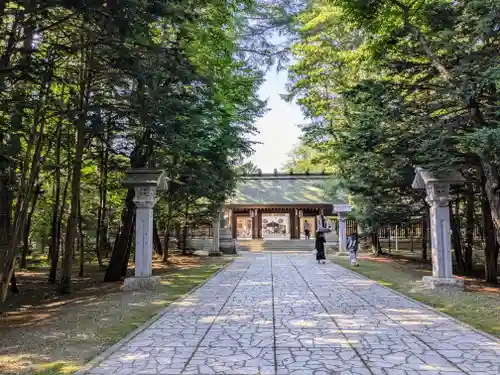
[173,299,200,307]
[384,308,422,314]
[240,281,272,286]
[1,254,231,373]
[118,353,149,362]
[288,320,319,328]
[0,354,79,375]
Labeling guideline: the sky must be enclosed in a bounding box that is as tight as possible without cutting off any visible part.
[249,68,304,173]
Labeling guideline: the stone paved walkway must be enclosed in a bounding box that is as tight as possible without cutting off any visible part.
[84,253,500,375]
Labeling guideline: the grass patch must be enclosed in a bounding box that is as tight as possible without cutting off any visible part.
[1,254,233,375]
[332,255,500,339]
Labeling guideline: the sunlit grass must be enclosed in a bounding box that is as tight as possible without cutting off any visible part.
[34,361,79,375]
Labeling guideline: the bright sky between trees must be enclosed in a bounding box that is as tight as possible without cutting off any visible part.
[249,67,303,172]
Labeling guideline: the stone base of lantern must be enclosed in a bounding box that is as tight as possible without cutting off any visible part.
[122,276,162,291]
[422,276,464,290]
[219,228,237,254]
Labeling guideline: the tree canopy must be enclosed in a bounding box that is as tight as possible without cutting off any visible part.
[285,0,499,281]
[0,0,270,300]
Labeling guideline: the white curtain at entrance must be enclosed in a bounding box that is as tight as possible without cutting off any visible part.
[261,213,290,239]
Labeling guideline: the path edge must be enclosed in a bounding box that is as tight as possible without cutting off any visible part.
[73,256,237,375]
[332,260,500,344]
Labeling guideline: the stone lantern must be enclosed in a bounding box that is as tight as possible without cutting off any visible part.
[333,204,351,254]
[121,168,168,291]
[412,167,466,290]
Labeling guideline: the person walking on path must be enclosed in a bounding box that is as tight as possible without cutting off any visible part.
[304,220,310,239]
[347,232,359,266]
[315,231,326,264]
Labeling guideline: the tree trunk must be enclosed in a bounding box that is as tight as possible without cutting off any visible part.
[95,134,107,269]
[421,215,428,261]
[48,123,62,282]
[464,183,474,273]
[49,170,70,283]
[122,213,135,278]
[182,203,189,255]
[20,186,41,269]
[0,169,15,297]
[481,176,499,284]
[450,204,466,272]
[78,196,85,277]
[10,271,19,294]
[0,24,43,301]
[58,121,86,293]
[371,232,382,256]
[162,198,173,262]
[480,157,500,251]
[163,229,170,262]
[153,219,163,256]
[58,32,92,293]
[0,117,44,300]
[104,188,135,281]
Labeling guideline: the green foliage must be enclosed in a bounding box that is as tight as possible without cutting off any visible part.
[0,0,267,293]
[286,0,500,233]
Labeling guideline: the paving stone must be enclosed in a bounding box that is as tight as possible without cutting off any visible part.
[201,327,274,347]
[82,253,500,375]
[275,347,370,374]
[274,327,350,348]
[182,347,275,374]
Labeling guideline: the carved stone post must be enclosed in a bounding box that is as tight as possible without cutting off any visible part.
[210,206,222,256]
[338,214,347,253]
[220,207,236,254]
[334,204,351,255]
[412,167,465,289]
[122,169,168,291]
[134,186,156,277]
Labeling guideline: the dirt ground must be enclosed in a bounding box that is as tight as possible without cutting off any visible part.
[0,253,232,375]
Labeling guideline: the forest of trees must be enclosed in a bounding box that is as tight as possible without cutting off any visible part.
[0,0,292,303]
[285,0,500,283]
[1,0,498,308]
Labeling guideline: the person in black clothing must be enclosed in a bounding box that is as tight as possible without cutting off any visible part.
[315,231,326,264]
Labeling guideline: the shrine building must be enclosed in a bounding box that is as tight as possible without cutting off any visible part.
[221,171,356,246]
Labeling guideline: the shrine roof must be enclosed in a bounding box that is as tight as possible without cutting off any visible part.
[226,173,348,206]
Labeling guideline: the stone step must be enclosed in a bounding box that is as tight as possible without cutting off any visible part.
[236,240,318,252]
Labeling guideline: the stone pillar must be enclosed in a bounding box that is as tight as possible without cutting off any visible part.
[210,208,222,256]
[333,204,352,256]
[412,167,465,290]
[133,186,156,277]
[121,169,168,291]
[338,213,347,253]
[220,208,236,254]
[426,183,453,278]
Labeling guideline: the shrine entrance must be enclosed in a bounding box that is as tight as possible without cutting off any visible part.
[225,172,352,247]
[236,216,252,239]
[261,213,290,239]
